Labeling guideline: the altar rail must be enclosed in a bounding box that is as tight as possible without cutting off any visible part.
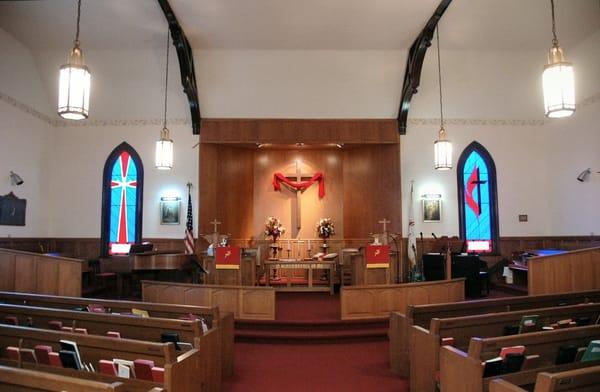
[340,278,465,320]
[0,248,82,296]
[142,280,276,320]
[528,247,600,295]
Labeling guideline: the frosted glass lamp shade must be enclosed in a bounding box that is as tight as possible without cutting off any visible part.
[543,46,575,118]
[58,46,91,120]
[434,127,452,170]
[155,128,174,170]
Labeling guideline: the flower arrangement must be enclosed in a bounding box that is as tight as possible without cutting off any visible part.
[264,216,286,241]
[316,218,335,239]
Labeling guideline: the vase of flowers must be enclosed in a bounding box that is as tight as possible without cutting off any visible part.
[316,218,335,250]
[264,216,286,259]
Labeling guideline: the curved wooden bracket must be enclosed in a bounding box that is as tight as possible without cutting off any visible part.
[397,0,452,134]
[157,0,202,135]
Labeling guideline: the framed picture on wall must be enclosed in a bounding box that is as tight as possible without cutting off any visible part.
[160,197,180,225]
[422,198,442,222]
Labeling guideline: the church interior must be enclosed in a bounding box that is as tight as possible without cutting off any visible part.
[0,0,599,391]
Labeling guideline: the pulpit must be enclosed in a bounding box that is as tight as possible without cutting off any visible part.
[201,248,259,285]
[350,245,399,285]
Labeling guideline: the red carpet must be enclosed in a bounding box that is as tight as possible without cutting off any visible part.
[223,341,409,392]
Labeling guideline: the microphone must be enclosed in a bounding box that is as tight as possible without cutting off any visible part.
[432,233,438,239]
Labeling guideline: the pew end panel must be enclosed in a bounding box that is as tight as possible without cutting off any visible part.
[410,324,442,392]
[389,311,410,376]
[194,327,222,392]
[489,379,527,392]
[165,348,206,392]
[440,345,484,392]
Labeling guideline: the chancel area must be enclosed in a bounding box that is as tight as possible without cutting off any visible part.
[0,0,599,391]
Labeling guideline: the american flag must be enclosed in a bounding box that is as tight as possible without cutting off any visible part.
[184,187,195,254]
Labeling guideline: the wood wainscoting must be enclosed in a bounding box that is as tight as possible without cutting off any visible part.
[0,248,83,296]
[528,247,600,295]
[141,280,276,320]
[340,278,465,320]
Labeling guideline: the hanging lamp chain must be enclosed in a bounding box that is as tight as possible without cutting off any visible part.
[74,0,82,46]
[436,26,444,129]
[163,29,170,130]
[550,0,559,46]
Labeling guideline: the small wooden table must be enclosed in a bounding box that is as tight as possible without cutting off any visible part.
[264,259,335,295]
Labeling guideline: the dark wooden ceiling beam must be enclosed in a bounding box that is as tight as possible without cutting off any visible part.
[397,0,452,135]
[157,0,202,135]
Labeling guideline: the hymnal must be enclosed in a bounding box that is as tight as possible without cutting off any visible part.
[581,340,600,363]
[134,359,155,381]
[59,340,84,369]
[555,345,578,364]
[34,345,53,365]
[58,350,81,370]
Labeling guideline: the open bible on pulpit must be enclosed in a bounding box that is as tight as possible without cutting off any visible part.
[312,252,338,260]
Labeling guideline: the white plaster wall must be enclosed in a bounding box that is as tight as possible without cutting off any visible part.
[401,122,552,238]
[0,27,52,116]
[0,101,52,237]
[46,124,199,238]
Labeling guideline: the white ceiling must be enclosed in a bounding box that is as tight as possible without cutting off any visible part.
[0,0,597,51]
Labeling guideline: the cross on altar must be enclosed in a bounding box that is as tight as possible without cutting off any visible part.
[378,218,390,233]
[283,161,314,231]
[210,219,221,233]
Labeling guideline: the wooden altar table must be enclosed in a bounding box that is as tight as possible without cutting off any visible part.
[264,259,335,295]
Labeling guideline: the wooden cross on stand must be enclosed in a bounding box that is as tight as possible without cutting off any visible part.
[282,161,314,231]
[209,219,221,246]
[378,218,391,245]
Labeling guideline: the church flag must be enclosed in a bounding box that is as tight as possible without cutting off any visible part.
[215,246,241,270]
[184,186,195,254]
[407,181,417,268]
[366,245,390,269]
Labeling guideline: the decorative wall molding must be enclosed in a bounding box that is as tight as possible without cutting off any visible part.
[2,89,599,130]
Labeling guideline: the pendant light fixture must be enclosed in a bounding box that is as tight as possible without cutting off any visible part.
[58,0,91,120]
[542,0,575,118]
[433,26,452,171]
[155,29,174,170]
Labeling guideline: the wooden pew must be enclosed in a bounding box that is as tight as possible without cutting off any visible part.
[0,291,234,379]
[410,302,600,392]
[489,365,600,392]
[439,325,600,392]
[340,278,465,320]
[0,325,204,392]
[0,303,221,392]
[389,289,600,376]
[0,364,163,392]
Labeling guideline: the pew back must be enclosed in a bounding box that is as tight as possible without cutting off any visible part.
[0,325,205,392]
[490,365,600,392]
[389,289,600,376]
[439,325,600,392]
[0,291,234,378]
[0,365,129,392]
[410,303,600,392]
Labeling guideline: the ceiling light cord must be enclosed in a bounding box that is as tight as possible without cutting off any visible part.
[436,26,444,128]
[550,0,558,46]
[74,0,82,45]
[163,29,170,130]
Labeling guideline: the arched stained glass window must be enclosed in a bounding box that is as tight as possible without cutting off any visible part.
[457,142,499,253]
[101,142,144,256]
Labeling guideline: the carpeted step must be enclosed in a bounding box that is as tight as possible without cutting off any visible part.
[234,318,389,344]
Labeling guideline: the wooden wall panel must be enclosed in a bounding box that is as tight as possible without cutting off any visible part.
[340,279,465,320]
[528,248,600,295]
[0,249,82,296]
[142,281,275,320]
[0,254,15,291]
[343,144,402,238]
[253,149,344,239]
[199,143,219,237]
[14,255,35,293]
[200,119,399,144]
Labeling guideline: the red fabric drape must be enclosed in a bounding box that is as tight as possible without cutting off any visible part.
[273,172,325,198]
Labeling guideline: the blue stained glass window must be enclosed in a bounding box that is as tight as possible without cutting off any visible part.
[457,142,498,253]
[101,143,144,256]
